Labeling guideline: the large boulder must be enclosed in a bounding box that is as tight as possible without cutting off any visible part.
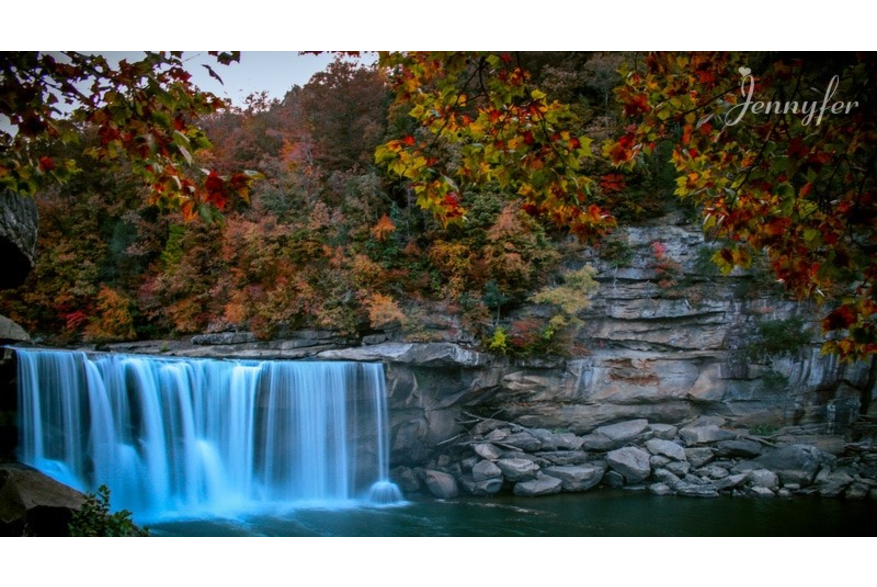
[755,445,828,486]
[715,439,762,459]
[606,446,651,484]
[471,460,503,482]
[542,464,605,492]
[679,425,737,446]
[423,470,459,499]
[513,475,562,496]
[496,458,540,482]
[0,191,38,289]
[0,315,29,343]
[581,419,651,451]
[645,438,687,461]
[0,463,86,536]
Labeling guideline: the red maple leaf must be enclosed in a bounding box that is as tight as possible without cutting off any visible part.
[38,156,55,172]
[823,305,856,331]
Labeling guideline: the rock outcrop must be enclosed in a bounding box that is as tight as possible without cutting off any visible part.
[0,315,29,344]
[0,191,38,290]
[391,416,877,501]
[0,463,86,536]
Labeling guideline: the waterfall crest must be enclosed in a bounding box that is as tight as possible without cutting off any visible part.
[16,348,402,520]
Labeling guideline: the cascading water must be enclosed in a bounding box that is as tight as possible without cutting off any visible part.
[15,348,402,520]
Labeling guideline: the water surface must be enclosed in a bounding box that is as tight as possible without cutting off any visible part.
[148,490,877,537]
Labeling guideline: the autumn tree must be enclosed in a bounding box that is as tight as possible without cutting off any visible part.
[0,51,258,221]
[609,52,877,359]
[368,51,877,359]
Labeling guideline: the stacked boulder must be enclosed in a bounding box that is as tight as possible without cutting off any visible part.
[392,416,877,501]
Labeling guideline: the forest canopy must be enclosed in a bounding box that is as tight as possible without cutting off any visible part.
[1,51,874,360]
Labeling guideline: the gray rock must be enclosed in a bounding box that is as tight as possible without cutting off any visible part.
[649,423,678,440]
[191,332,258,345]
[472,420,505,436]
[748,469,780,491]
[554,433,585,451]
[675,481,719,498]
[749,486,776,498]
[529,429,558,450]
[318,342,490,367]
[502,431,542,452]
[458,475,503,496]
[361,333,389,345]
[535,451,591,466]
[649,482,673,496]
[818,470,854,498]
[606,446,651,484]
[597,419,651,444]
[714,473,748,491]
[691,415,728,427]
[542,465,604,492]
[650,455,671,468]
[702,466,730,480]
[846,482,870,500]
[496,458,540,482]
[755,445,828,486]
[730,460,760,475]
[777,488,792,499]
[653,468,682,488]
[460,457,479,472]
[0,191,38,289]
[424,470,459,499]
[679,425,737,446]
[513,475,563,497]
[472,460,502,482]
[390,466,421,493]
[484,428,509,442]
[665,461,691,477]
[580,433,615,452]
[474,443,504,461]
[646,438,687,461]
[685,447,716,468]
[0,315,29,343]
[0,463,86,536]
[715,439,762,459]
[604,470,625,488]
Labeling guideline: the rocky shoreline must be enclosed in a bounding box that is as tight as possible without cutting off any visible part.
[392,416,877,501]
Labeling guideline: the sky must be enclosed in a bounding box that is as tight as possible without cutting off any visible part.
[102,51,358,105]
[0,52,368,133]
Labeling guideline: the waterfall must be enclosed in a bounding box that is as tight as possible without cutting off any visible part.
[16,348,402,520]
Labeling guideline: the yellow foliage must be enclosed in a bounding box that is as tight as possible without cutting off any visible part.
[370,213,396,242]
[364,293,407,330]
[530,265,599,331]
[83,286,136,343]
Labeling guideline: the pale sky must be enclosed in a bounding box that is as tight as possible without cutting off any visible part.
[0,52,370,133]
[101,51,363,106]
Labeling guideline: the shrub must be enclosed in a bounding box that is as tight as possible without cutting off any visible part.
[69,485,148,537]
[530,264,600,332]
[747,316,812,360]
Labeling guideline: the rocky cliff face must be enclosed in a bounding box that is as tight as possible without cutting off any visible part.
[0,191,37,290]
[91,217,877,467]
[321,219,877,465]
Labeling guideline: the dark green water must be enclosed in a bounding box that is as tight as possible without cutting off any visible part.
[147,491,877,537]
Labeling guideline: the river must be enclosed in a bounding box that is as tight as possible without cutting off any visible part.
[146,490,877,537]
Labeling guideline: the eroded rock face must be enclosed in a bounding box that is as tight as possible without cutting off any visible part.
[0,191,38,290]
[0,316,29,344]
[0,463,85,537]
